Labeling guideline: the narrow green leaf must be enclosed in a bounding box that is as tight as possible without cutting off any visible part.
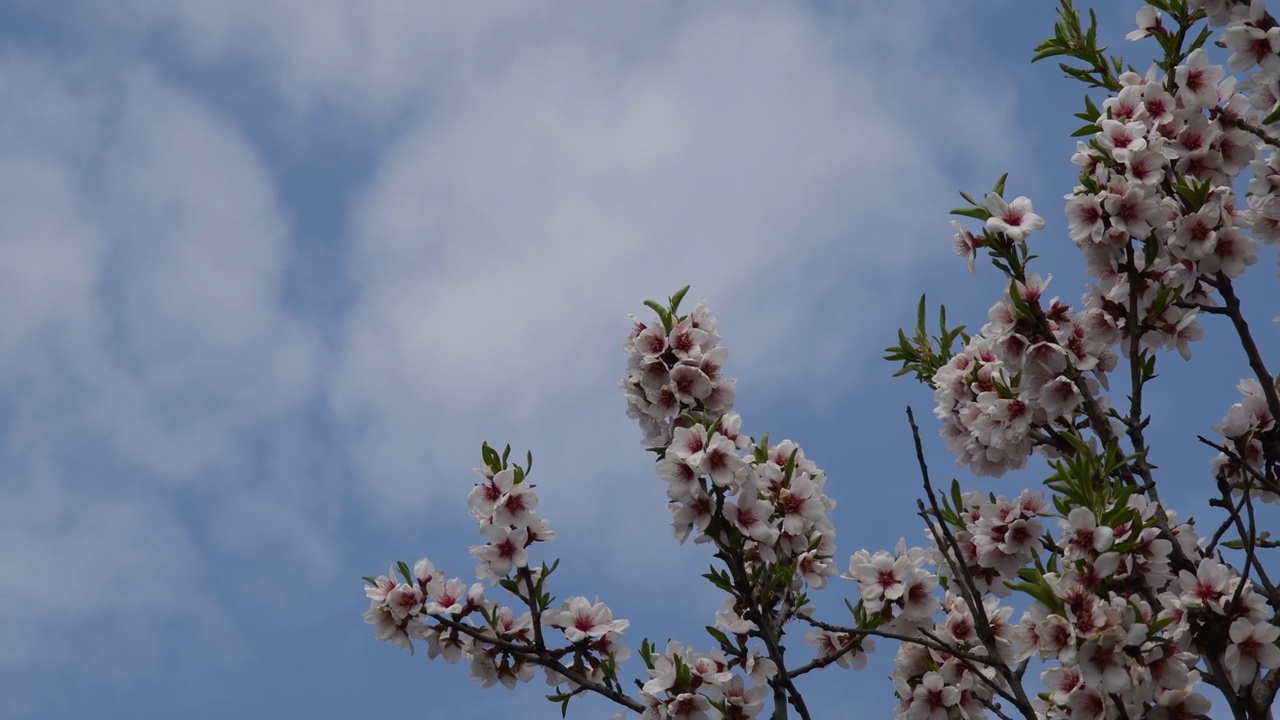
[1263,103,1280,126]
[705,626,733,648]
[669,285,691,315]
[992,173,1009,197]
[951,207,990,220]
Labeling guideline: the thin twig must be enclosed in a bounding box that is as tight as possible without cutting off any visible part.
[906,408,1038,720]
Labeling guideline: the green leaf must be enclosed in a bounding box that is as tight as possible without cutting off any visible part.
[397,561,413,584]
[782,447,799,483]
[705,626,733,649]
[669,285,691,315]
[992,173,1009,198]
[702,567,735,594]
[950,206,990,221]
[640,639,655,670]
[481,442,502,473]
[643,300,672,333]
[1007,279,1030,315]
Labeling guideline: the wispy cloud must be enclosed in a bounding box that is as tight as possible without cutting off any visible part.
[1,2,1036,716]
[0,50,319,676]
[328,2,1020,525]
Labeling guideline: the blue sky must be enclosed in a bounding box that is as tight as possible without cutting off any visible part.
[3,1,1277,719]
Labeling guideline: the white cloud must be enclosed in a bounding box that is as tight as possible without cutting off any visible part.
[5,0,1027,636]
[69,0,557,122]
[326,1,1021,544]
[0,53,318,479]
[0,50,320,668]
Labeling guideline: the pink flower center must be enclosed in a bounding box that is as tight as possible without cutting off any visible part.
[875,568,900,589]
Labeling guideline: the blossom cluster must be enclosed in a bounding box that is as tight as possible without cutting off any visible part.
[1211,377,1279,500]
[934,490,1047,597]
[845,492,1040,720]
[622,299,737,448]
[466,463,555,582]
[620,299,848,716]
[890,593,1012,720]
[845,540,941,630]
[364,454,636,696]
[940,1,1280,482]
[1065,46,1255,347]
[637,640,777,720]
[364,4,1280,719]
[622,300,840,592]
[931,273,1113,477]
[1013,493,1280,720]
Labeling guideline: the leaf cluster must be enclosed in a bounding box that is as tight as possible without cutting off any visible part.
[884,295,969,387]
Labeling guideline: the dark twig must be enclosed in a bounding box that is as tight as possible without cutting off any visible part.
[906,408,1038,720]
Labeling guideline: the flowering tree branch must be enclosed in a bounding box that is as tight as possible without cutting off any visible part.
[362,2,1280,718]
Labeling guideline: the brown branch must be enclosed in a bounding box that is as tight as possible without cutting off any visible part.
[427,614,645,713]
[1207,273,1280,471]
[906,408,1038,720]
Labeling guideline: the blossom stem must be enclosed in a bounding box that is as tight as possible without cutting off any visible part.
[906,407,1038,720]
[1209,273,1280,471]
